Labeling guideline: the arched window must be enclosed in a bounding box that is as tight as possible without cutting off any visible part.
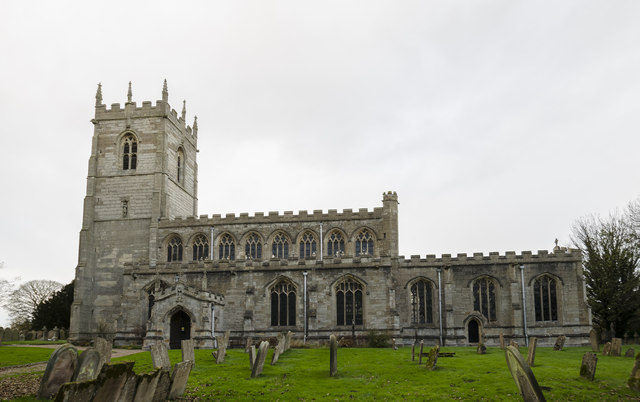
[272,232,289,259]
[473,277,496,321]
[122,134,137,170]
[327,231,345,257]
[192,234,209,261]
[218,234,235,260]
[177,148,184,184]
[534,275,558,321]
[299,231,317,258]
[355,229,374,256]
[336,277,364,326]
[270,280,296,326]
[410,279,433,324]
[167,236,183,262]
[245,233,262,260]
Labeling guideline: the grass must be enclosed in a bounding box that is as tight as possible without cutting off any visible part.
[0,346,53,368]
[1,340,67,346]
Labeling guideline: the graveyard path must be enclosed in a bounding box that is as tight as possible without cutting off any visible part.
[5,343,144,358]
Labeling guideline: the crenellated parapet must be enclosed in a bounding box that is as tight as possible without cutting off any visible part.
[398,248,581,267]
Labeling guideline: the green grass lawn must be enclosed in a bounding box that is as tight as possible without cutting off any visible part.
[0,346,53,368]
[108,345,639,401]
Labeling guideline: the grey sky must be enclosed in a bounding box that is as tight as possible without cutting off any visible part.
[1,1,639,326]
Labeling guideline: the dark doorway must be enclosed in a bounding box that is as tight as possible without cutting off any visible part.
[170,310,191,349]
[468,319,480,343]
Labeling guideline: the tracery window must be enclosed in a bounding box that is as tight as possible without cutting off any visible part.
[122,134,137,170]
[218,233,235,260]
[272,232,289,259]
[167,236,183,262]
[270,280,296,326]
[299,231,317,258]
[410,279,433,324]
[245,233,262,260]
[327,231,345,257]
[192,234,209,261]
[534,275,558,321]
[355,229,374,256]
[473,277,496,321]
[336,277,364,326]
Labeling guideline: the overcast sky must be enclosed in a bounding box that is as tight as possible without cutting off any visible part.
[1,1,639,326]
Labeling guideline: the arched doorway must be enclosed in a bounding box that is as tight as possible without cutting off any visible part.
[468,319,480,343]
[170,310,191,349]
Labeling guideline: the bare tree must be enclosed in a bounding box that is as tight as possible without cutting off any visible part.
[3,280,63,326]
[0,262,19,305]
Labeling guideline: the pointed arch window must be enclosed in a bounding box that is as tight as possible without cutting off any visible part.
[534,275,558,321]
[245,233,262,260]
[270,280,296,326]
[148,293,155,319]
[410,279,434,324]
[355,229,374,256]
[473,277,496,321]
[192,234,209,261]
[122,134,137,170]
[272,232,289,259]
[327,231,345,257]
[167,236,183,262]
[299,231,317,258]
[218,234,235,260]
[177,148,184,184]
[336,277,364,326]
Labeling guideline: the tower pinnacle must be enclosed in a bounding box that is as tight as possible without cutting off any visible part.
[127,81,133,103]
[193,115,198,136]
[182,100,186,120]
[162,79,168,102]
[95,83,103,106]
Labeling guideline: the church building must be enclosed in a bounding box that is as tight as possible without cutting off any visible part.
[69,82,592,349]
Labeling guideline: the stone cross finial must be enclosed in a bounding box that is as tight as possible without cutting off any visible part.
[162,79,168,102]
[555,238,558,247]
[182,100,186,120]
[127,81,132,103]
[95,83,103,106]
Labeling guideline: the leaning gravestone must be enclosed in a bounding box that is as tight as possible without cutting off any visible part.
[151,342,171,370]
[271,334,285,365]
[553,335,566,351]
[181,339,195,365]
[169,360,193,400]
[589,329,599,352]
[95,337,112,366]
[152,368,171,402]
[285,331,293,351]
[91,361,136,402]
[580,352,597,381]
[245,336,253,352]
[411,342,416,361]
[418,341,424,364]
[249,345,256,369]
[611,338,622,357]
[54,379,97,402]
[72,348,103,382]
[504,345,546,402]
[510,340,519,349]
[626,348,636,358]
[629,353,640,391]
[38,344,79,399]
[133,368,162,402]
[527,337,538,367]
[213,335,227,363]
[602,342,612,356]
[251,341,270,378]
[425,345,439,370]
[330,334,338,377]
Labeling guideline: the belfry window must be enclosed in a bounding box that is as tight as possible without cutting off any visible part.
[270,280,296,326]
[245,233,262,260]
[410,279,433,324]
[122,134,137,170]
[177,148,184,184]
[272,232,289,259]
[473,278,496,321]
[299,231,317,258]
[327,231,345,257]
[192,234,209,261]
[534,275,558,321]
[336,277,364,326]
[218,234,235,260]
[167,236,183,262]
[355,229,374,256]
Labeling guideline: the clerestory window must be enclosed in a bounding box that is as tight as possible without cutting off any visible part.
[218,233,235,260]
[167,236,183,262]
[272,232,289,259]
[245,233,262,260]
[299,231,317,258]
[355,229,374,256]
[192,234,209,261]
[122,134,137,170]
[327,231,345,257]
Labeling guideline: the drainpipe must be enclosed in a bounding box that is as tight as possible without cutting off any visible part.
[319,223,323,261]
[437,267,443,346]
[520,264,529,347]
[303,271,308,344]
[209,226,214,261]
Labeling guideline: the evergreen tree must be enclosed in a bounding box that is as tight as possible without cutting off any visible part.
[31,281,74,330]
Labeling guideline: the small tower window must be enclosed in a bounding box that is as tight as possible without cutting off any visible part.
[122,134,137,170]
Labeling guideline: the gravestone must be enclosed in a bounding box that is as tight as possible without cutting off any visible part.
[602,342,612,356]
[223,330,231,348]
[95,337,112,365]
[42,326,48,340]
[213,335,227,363]
[611,338,622,357]
[92,361,135,402]
[72,348,103,382]
[181,339,195,365]
[249,345,256,369]
[477,344,486,354]
[54,379,97,402]
[510,340,519,349]
[271,334,285,365]
[589,329,599,352]
[392,338,398,350]
[251,341,270,378]
[425,345,439,370]
[114,365,139,402]
[152,368,171,402]
[504,345,546,402]
[330,334,338,377]
[629,353,640,391]
[285,331,293,351]
[150,342,171,370]
[626,348,636,358]
[411,343,416,361]
[169,361,193,399]
[245,337,253,352]
[38,343,79,399]
[527,337,537,367]
[580,352,597,381]
[133,368,162,402]
[418,341,424,364]
[59,328,66,340]
[553,335,566,351]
